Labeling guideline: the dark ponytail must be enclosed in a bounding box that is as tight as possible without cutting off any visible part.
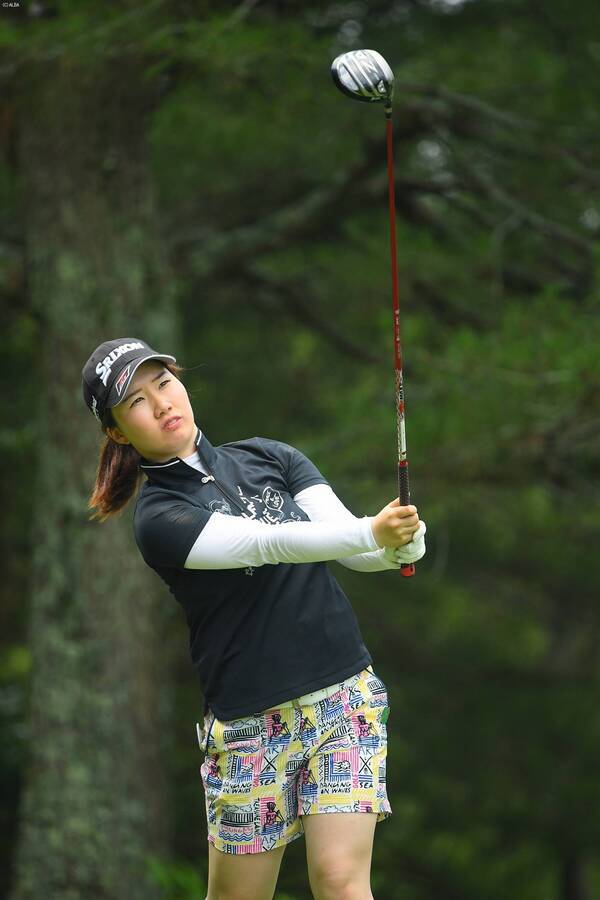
[87,361,184,522]
[87,434,142,522]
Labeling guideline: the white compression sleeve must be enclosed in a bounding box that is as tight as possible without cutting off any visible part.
[293,483,401,572]
[183,507,379,570]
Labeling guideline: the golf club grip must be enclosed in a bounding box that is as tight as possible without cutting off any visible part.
[397,460,410,506]
[397,461,416,577]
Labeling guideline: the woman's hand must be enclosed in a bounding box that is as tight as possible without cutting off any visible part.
[371,499,421,549]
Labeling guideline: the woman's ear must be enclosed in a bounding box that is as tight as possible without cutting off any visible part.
[106,425,131,446]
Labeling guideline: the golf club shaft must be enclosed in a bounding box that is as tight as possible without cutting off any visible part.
[386,115,415,578]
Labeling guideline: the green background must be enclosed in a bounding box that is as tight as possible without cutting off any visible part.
[0,1,598,898]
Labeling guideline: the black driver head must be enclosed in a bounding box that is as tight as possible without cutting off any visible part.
[331,49,394,108]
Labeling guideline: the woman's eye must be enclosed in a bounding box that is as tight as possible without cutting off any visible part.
[160,379,170,387]
[130,397,143,407]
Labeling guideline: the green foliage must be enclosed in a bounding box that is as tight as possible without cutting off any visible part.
[1,1,599,898]
[145,855,206,900]
[0,647,30,682]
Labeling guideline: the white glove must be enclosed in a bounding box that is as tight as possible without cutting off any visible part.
[382,520,427,566]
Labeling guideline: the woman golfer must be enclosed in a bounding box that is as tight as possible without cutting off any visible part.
[82,338,426,900]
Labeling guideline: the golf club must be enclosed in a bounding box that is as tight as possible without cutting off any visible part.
[331,49,415,577]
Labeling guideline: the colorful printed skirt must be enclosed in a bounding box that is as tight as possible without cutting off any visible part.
[197,665,391,854]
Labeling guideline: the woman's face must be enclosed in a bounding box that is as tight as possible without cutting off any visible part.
[107,360,198,462]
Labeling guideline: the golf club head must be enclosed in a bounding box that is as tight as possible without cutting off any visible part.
[331,49,394,108]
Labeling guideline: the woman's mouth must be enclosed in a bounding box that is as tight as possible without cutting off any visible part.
[163,416,182,432]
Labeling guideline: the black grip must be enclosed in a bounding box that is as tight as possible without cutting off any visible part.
[397,461,410,506]
[397,461,416,577]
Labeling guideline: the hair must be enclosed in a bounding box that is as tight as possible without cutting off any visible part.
[87,361,185,522]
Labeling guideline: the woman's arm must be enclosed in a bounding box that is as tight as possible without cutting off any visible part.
[183,480,424,571]
[183,507,380,569]
[294,484,409,571]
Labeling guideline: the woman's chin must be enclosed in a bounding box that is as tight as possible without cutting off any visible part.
[166,421,196,454]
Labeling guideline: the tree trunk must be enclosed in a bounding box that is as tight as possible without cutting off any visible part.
[9,54,179,900]
[561,853,589,900]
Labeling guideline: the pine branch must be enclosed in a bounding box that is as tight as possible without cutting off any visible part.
[225,266,384,366]
[435,129,594,254]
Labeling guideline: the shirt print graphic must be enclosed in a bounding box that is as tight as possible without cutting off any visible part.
[235,485,303,526]
[209,483,303,576]
[209,499,232,515]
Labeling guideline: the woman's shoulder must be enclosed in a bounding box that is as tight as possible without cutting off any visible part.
[134,483,202,514]
[217,436,296,459]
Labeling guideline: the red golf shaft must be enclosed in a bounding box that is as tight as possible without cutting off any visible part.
[386,114,415,578]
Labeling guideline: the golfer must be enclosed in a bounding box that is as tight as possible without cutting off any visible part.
[82,338,426,900]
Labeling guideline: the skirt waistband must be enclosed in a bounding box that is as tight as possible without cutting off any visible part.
[271,665,374,710]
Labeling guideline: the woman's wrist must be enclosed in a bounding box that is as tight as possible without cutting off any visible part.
[363,517,381,551]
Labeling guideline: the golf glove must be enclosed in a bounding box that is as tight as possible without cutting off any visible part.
[383,520,427,565]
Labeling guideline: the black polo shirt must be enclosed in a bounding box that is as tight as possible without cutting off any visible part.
[133,428,372,720]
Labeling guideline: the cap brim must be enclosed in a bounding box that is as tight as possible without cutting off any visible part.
[105,353,177,409]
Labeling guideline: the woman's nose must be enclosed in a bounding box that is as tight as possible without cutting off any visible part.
[154,394,172,415]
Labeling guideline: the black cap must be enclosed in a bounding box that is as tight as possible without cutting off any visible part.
[82,338,176,423]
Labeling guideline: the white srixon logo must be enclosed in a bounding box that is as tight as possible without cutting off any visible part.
[95,342,144,386]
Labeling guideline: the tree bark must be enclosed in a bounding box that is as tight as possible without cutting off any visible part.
[10,53,179,900]
[561,853,589,900]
